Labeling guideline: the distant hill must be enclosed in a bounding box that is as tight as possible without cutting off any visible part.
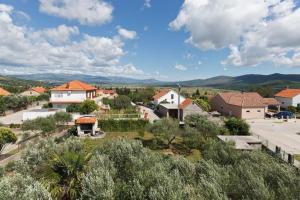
[0,75,47,93]
[7,73,300,91]
[12,73,162,85]
[175,73,300,90]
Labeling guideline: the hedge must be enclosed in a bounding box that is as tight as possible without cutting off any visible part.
[98,119,149,132]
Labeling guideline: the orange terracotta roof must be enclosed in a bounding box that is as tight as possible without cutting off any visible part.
[32,87,46,93]
[97,89,115,95]
[180,98,193,109]
[0,87,10,96]
[76,116,97,124]
[50,101,83,104]
[218,92,265,108]
[51,80,96,91]
[275,89,300,98]
[153,89,171,100]
[263,98,279,105]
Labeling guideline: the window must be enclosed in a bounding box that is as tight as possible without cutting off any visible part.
[246,110,250,113]
[171,94,174,99]
[67,91,72,96]
[257,110,261,112]
[282,102,285,104]
[55,93,63,98]
[221,106,223,109]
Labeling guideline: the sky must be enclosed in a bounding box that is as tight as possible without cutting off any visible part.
[0,0,300,81]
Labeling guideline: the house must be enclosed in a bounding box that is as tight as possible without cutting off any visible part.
[211,92,276,119]
[20,87,46,96]
[0,87,10,96]
[157,98,206,120]
[96,89,118,99]
[50,80,97,109]
[75,115,99,136]
[275,89,300,109]
[153,89,185,105]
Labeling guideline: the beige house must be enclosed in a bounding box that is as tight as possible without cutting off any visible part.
[21,87,46,96]
[211,92,277,119]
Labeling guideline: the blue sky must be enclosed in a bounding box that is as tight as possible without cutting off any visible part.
[0,0,300,81]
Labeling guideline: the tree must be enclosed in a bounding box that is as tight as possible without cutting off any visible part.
[54,112,72,124]
[39,151,92,200]
[0,127,17,152]
[287,106,297,113]
[66,104,81,113]
[0,173,51,200]
[194,98,211,111]
[112,95,132,110]
[148,118,180,147]
[224,117,250,135]
[22,116,56,136]
[80,100,98,114]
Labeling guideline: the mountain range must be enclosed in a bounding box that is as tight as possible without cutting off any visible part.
[10,73,300,89]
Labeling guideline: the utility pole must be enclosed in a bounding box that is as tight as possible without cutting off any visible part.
[177,83,181,121]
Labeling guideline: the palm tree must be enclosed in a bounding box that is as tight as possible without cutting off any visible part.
[38,151,92,200]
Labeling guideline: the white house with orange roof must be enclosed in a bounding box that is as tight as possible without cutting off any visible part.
[275,89,300,109]
[157,98,205,120]
[153,89,185,105]
[50,80,97,109]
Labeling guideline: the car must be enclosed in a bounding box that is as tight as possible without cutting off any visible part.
[274,111,294,119]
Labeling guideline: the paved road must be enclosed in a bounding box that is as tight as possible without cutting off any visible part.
[0,104,43,125]
[138,105,160,123]
[248,119,300,154]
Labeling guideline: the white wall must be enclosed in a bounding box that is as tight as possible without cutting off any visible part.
[51,91,87,102]
[23,110,58,121]
[275,96,293,108]
[292,94,300,107]
[154,90,185,105]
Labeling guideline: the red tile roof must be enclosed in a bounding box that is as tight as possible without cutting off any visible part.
[97,89,116,95]
[180,98,193,109]
[275,89,300,98]
[218,92,265,108]
[263,98,279,105]
[0,87,10,96]
[153,89,171,100]
[76,116,97,124]
[51,80,96,91]
[32,87,46,94]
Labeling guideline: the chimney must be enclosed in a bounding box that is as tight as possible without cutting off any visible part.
[66,83,70,89]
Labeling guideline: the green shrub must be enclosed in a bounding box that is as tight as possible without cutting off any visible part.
[98,119,149,132]
[224,117,250,135]
[0,127,17,150]
[287,106,297,113]
[66,104,81,113]
[80,100,98,114]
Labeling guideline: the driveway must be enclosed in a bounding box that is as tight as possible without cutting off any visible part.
[0,104,43,125]
[138,105,160,123]
[247,119,300,154]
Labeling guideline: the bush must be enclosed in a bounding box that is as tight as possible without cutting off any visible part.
[66,104,81,113]
[98,119,148,132]
[0,127,17,151]
[112,95,132,110]
[224,118,250,135]
[80,100,98,114]
[287,106,297,113]
[54,112,72,124]
[22,116,57,136]
[195,98,211,111]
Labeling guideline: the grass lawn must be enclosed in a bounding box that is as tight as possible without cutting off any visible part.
[83,132,201,162]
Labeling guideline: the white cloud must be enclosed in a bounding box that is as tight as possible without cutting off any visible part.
[174,64,187,71]
[39,0,113,26]
[0,4,145,77]
[170,0,300,67]
[144,0,151,8]
[183,53,193,60]
[117,26,137,40]
[198,60,202,65]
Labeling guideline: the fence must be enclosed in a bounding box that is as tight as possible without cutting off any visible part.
[252,133,300,169]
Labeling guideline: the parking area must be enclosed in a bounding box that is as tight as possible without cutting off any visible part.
[247,119,300,154]
[0,105,42,125]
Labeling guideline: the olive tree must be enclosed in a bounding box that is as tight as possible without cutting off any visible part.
[0,127,17,152]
